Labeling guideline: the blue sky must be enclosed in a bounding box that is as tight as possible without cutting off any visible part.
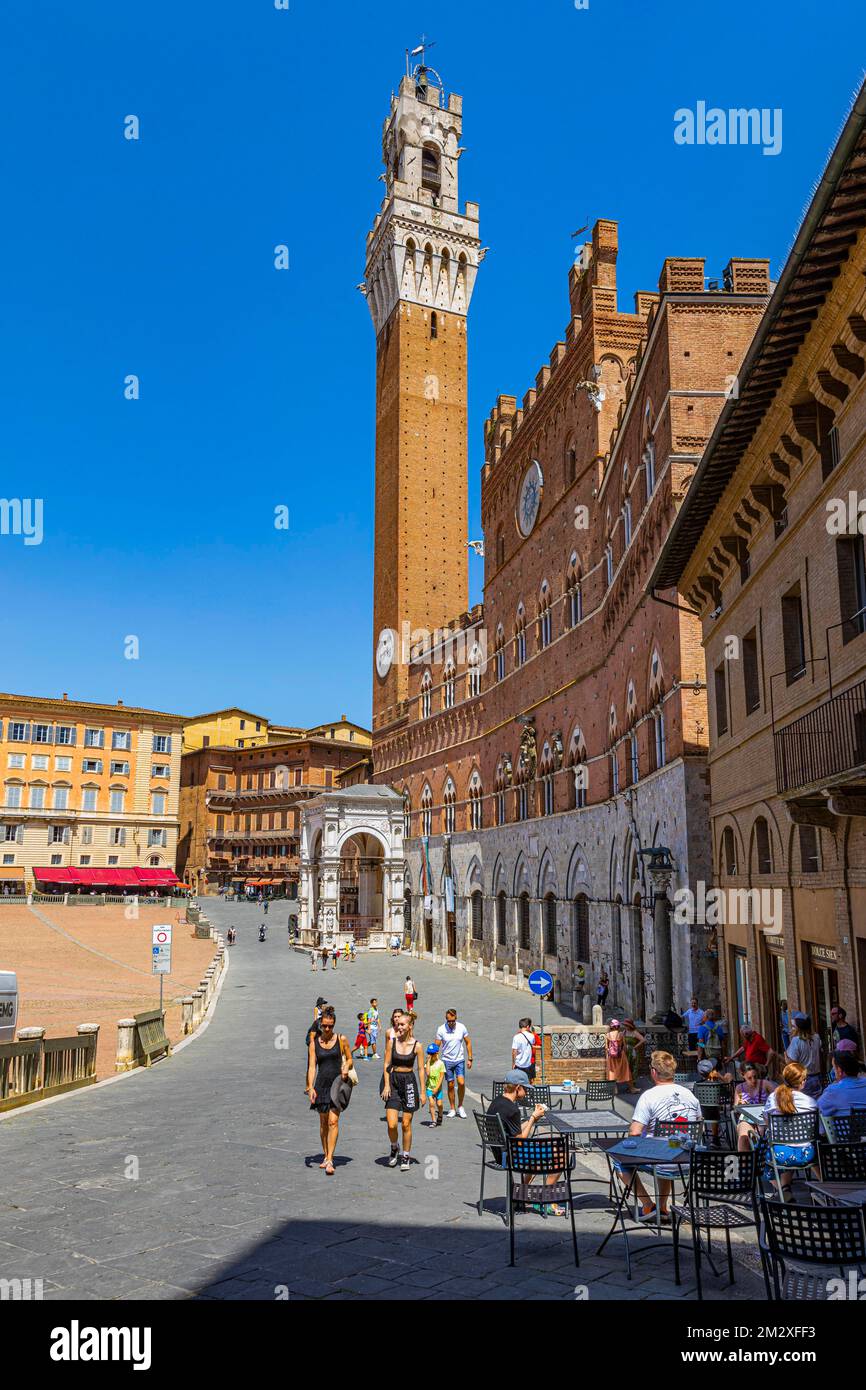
[1,0,863,729]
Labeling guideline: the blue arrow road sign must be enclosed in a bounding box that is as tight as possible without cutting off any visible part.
[528,969,553,996]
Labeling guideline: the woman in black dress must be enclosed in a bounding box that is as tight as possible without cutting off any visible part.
[307,1007,352,1175]
[382,1010,423,1171]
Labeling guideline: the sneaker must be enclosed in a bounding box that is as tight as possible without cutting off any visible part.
[457,1106,467,1118]
[400,1154,411,1171]
[446,1109,457,1119]
[388,1147,400,1168]
[637,1206,659,1223]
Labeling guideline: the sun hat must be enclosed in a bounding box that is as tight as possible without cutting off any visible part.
[609,1019,621,1029]
[504,1069,531,1086]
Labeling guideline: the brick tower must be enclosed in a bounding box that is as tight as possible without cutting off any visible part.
[364,57,482,725]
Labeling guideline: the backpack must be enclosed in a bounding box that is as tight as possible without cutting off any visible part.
[703,1023,723,1059]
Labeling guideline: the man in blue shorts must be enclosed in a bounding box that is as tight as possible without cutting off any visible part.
[436,1008,473,1118]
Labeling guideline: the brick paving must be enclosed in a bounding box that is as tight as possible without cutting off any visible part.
[0,899,766,1301]
[0,902,215,1076]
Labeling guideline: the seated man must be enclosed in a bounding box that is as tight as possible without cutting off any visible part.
[817,1049,866,1119]
[728,1022,771,1072]
[487,1069,564,1215]
[620,1050,702,1223]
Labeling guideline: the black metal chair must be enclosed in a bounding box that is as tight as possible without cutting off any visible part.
[505,1133,579,1267]
[765,1111,820,1192]
[818,1140,866,1184]
[583,1079,618,1115]
[486,1081,561,1111]
[670,1149,760,1299]
[652,1118,705,1144]
[473,1110,509,1219]
[695,1080,735,1146]
[822,1111,866,1145]
[674,1071,699,1086]
[759,1197,866,1299]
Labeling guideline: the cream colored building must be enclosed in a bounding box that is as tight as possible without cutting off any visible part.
[0,692,185,893]
[182,707,274,753]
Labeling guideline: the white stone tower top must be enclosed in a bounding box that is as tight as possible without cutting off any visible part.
[363,63,482,335]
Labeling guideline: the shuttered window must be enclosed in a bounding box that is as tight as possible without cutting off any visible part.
[743,630,761,714]
[836,537,866,644]
[714,664,728,735]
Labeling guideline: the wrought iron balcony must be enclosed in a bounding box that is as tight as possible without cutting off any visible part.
[774,677,866,795]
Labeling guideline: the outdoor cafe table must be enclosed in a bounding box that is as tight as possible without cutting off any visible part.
[548,1085,585,1111]
[541,1109,628,1137]
[806,1181,866,1208]
[593,1135,691,1279]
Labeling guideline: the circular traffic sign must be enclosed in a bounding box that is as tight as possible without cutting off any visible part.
[528,969,554,997]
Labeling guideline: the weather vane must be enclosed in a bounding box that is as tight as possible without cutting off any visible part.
[406,35,435,76]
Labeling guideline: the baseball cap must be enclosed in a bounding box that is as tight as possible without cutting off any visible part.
[836,1039,858,1054]
[426,1044,439,1055]
[504,1069,531,1086]
[697,1059,715,1077]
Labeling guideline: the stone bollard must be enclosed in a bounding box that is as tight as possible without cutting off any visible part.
[192,990,205,1027]
[489,961,496,981]
[517,969,525,990]
[115,1019,137,1072]
[76,1023,99,1079]
[181,996,195,1035]
[503,964,510,987]
[582,993,593,1024]
[592,1003,604,1027]
[17,1026,45,1093]
[477,959,484,978]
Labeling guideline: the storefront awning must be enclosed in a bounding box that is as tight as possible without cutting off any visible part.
[33,866,180,888]
[33,867,78,883]
[0,865,25,880]
[134,868,180,886]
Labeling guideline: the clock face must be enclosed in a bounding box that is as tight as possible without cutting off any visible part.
[376,627,396,679]
[516,460,544,538]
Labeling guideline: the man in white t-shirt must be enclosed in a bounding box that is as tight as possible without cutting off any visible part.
[436,1009,473,1118]
[511,1016,537,1083]
[622,1049,702,1222]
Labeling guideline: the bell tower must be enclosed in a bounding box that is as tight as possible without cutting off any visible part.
[364,56,482,726]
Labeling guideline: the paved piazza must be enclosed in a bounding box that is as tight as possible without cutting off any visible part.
[0,900,764,1301]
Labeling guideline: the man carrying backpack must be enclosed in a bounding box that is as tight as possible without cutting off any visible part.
[697,1009,727,1067]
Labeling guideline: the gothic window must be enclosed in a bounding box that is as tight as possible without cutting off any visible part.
[468,771,483,831]
[430,311,438,340]
[623,497,632,548]
[443,779,456,834]
[573,894,590,961]
[613,897,624,972]
[495,625,506,682]
[514,606,526,667]
[568,727,588,809]
[544,893,557,956]
[653,708,667,769]
[443,663,456,710]
[496,890,507,945]
[540,742,555,816]
[605,543,614,588]
[565,556,583,629]
[421,143,441,193]
[538,583,552,649]
[421,784,433,837]
[403,789,411,840]
[468,643,482,699]
[421,672,432,720]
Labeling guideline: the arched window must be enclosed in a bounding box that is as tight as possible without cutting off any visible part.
[421,784,433,837]
[496,890,507,945]
[443,663,455,710]
[544,892,557,956]
[495,759,509,826]
[421,143,441,193]
[643,401,656,495]
[568,727,588,809]
[421,672,432,720]
[537,583,552,650]
[540,742,555,816]
[471,890,483,941]
[623,497,632,548]
[755,817,772,875]
[565,556,583,629]
[402,788,411,840]
[467,643,482,699]
[605,543,614,588]
[721,826,737,876]
[495,625,506,682]
[514,606,527,667]
[443,779,456,834]
[573,894,590,961]
[565,442,577,486]
[518,891,531,951]
[468,771,483,831]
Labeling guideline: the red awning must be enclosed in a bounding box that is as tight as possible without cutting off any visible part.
[134,868,179,886]
[33,867,77,883]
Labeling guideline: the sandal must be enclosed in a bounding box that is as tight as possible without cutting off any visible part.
[324,1161,335,1176]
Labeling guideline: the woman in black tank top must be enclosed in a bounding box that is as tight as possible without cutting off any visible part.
[307,1007,351,1175]
[383,1011,422,1171]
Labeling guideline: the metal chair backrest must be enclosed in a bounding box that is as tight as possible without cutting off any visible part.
[823,1111,866,1144]
[688,1147,759,1199]
[694,1081,732,1109]
[761,1197,866,1267]
[818,1140,866,1183]
[523,1084,552,1107]
[585,1080,617,1103]
[767,1110,820,1146]
[652,1118,705,1143]
[491,1081,507,1099]
[674,1071,698,1086]
[506,1133,571,1177]
[473,1109,508,1149]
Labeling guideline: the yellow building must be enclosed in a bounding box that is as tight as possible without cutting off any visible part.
[0,692,185,894]
[182,708,273,753]
[298,716,372,749]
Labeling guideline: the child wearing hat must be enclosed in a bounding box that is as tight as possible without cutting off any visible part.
[425,1044,445,1126]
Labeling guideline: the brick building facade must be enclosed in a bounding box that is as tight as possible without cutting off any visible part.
[653,84,866,1049]
[366,65,770,1016]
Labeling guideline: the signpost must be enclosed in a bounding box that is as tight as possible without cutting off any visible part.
[152,924,172,1017]
[528,968,554,1084]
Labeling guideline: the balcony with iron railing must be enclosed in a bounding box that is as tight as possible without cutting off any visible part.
[774,676,866,795]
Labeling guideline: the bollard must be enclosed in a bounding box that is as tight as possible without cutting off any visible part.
[503,964,510,987]
[192,990,204,1027]
[592,1003,603,1027]
[76,1023,99,1081]
[477,959,484,978]
[582,993,593,1024]
[181,996,194,1035]
[517,969,525,990]
[115,1018,136,1072]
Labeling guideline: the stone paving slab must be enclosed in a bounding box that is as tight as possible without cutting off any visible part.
[0,900,766,1301]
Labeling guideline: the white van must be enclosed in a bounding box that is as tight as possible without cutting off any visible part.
[0,971,18,1044]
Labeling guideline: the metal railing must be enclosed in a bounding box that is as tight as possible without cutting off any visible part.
[774,676,866,794]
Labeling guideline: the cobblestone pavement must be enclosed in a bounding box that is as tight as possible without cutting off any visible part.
[0,900,765,1301]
